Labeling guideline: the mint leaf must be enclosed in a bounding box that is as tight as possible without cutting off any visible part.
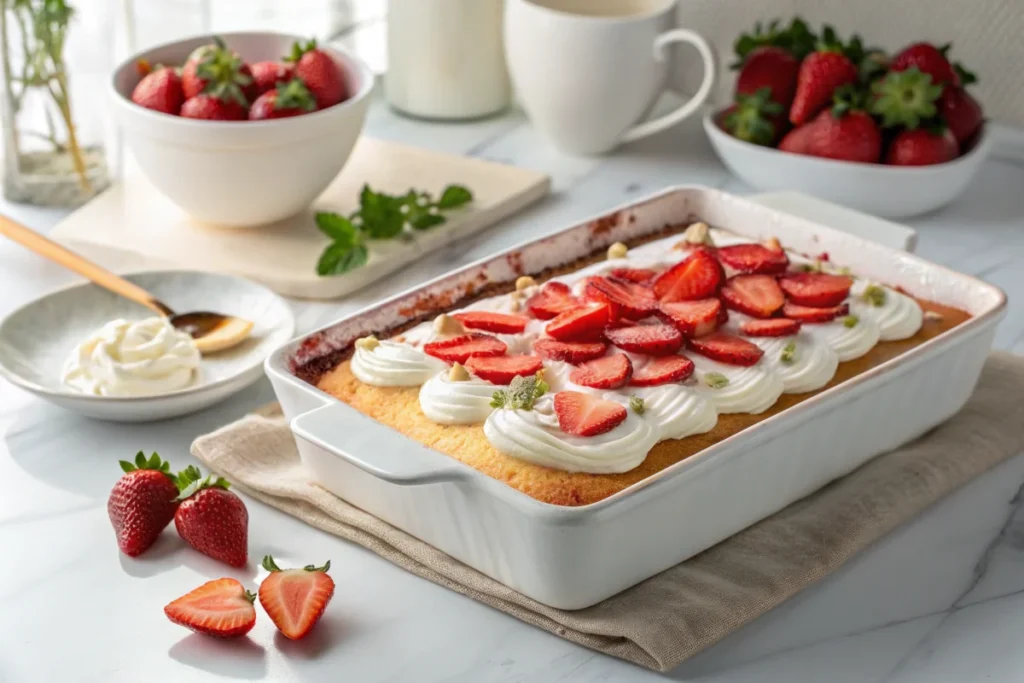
[315,212,359,246]
[410,212,446,230]
[358,185,405,239]
[436,184,473,210]
[317,242,368,276]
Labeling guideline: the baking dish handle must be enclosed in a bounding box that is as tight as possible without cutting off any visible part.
[291,403,472,486]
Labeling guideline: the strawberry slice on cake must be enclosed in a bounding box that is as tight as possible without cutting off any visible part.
[554,391,628,437]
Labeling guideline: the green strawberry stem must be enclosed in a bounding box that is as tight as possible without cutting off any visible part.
[119,451,174,479]
[262,555,331,573]
[174,465,231,501]
[869,67,943,129]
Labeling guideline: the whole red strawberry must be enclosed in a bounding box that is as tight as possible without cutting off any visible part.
[783,87,881,164]
[891,42,958,86]
[108,451,179,557]
[869,67,943,130]
[939,85,983,145]
[249,78,317,120]
[174,466,248,567]
[180,94,246,120]
[735,46,799,108]
[886,126,959,166]
[789,27,858,126]
[130,67,184,115]
[181,36,256,104]
[249,60,293,96]
[285,38,346,109]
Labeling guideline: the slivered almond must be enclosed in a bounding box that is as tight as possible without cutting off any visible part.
[433,314,466,336]
[448,363,470,381]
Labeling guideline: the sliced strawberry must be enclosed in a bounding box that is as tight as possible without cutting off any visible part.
[657,299,721,338]
[164,578,257,638]
[545,302,612,342]
[717,305,730,326]
[526,281,578,320]
[533,339,608,364]
[258,556,335,641]
[582,276,657,320]
[604,324,683,356]
[652,249,722,302]
[689,332,764,367]
[451,311,528,334]
[465,354,543,384]
[609,267,658,284]
[779,273,853,307]
[553,391,628,437]
[569,353,632,389]
[716,243,789,274]
[740,318,802,337]
[782,302,849,323]
[721,275,785,318]
[424,333,507,363]
[630,355,695,387]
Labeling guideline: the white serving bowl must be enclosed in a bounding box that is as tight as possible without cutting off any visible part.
[703,111,991,219]
[109,32,373,228]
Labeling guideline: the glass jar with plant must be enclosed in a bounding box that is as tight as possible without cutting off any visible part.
[0,0,109,206]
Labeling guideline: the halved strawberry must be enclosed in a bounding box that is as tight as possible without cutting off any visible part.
[630,355,695,387]
[545,302,612,342]
[604,324,683,356]
[779,273,853,307]
[569,353,632,389]
[582,276,657,320]
[740,318,802,337]
[782,302,849,323]
[689,332,764,366]
[164,578,256,638]
[716,243,789,274]
[721,275,785,318]
[657,299,721,338]
[533,339,608,364]
[652,249,722,302]
[610,267,658,284]
[526,281,578,320]
[553,391,628,437]
[465,354,543,384]
[452,311,528,334]
[424,333,507,363]
[258,556,335,641]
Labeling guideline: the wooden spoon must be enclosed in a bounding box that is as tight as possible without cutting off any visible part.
[0,215,253,354]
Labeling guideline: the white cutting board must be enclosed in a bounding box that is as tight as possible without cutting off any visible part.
[51,137,550,299]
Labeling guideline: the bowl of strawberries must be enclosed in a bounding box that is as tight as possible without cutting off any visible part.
[110,32,373,227]
[704,19,989,219]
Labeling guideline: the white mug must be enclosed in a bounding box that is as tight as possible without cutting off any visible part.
[504,0,715,155]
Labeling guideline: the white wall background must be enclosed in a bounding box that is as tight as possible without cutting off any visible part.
[672,0,1023,128]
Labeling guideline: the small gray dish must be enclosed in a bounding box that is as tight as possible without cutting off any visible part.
[0,270,295,422]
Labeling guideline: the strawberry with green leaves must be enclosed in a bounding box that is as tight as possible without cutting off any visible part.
[108,451,179,557]
[174,466,248,568]
[718,88,787,146]
[939,64,984,145]
[890,42,959,86]
[259,556,336,640]
[285,38,346,109]
[181,36,255,104]
[249,78,318,120]
[869,67,943,130]
[886,125,959,166]
[780,85,881,164]
[789,26,860,126]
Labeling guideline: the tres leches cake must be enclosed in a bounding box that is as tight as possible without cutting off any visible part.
[317,223,969,506]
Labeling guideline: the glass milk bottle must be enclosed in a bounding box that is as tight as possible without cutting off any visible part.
[386,0,511,120]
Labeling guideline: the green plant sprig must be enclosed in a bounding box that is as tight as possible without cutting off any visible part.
[316,184,473,276]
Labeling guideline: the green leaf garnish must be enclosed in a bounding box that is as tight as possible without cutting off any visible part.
[490,374,547,410]
[629,395,645,415]
[316,184,474,276]
[174,465,231,501]
[119,451,173,477]
[843,315,860,328]
[780,341,797,365]
[704,372,729,389]
[861,284,887,307]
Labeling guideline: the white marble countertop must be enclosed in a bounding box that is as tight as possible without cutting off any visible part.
[3,93,1024,682]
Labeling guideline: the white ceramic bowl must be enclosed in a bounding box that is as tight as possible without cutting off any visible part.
[109,32,373,228]
[703,111,991,219]
[0,270,295,422]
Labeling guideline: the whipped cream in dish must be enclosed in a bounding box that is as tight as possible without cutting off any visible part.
[849,281,923,341]
[629,383,717,440]
[725,314,839,394]
[804,310,881,362]
[419,370,501,425]
[484,394,656,474]
[691,355,785,414]
[351,340,447,387]
[62,317,200,397]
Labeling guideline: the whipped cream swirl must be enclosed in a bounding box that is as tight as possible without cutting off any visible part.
[726,315,839,394]
[484,394,657,474]
[691,355,784,414]
[630,384,717,440]
[804,310,881,362]
[61,317,200,397]
[351,341,447,387]
[419,371,500,425]
[849,281,923,341]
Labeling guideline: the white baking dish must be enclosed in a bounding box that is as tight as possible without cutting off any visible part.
[265,186,1006,610]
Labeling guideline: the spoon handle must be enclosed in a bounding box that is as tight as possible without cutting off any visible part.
[0,214,173,317]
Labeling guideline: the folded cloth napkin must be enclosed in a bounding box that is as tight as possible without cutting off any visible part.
[192,352,1024,672]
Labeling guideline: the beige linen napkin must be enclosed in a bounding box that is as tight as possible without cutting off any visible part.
[192,352,1024,672]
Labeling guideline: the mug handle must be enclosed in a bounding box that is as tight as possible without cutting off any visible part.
[621,28,716,144]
